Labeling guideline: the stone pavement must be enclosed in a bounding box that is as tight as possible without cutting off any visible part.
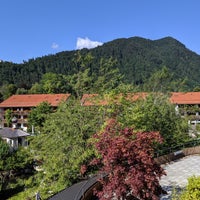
[160,155,200,199]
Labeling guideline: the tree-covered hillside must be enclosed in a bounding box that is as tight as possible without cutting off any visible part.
[1,36,200,96]
[91,36,200,89]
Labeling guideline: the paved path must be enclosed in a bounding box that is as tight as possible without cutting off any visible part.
[160,155,200,199]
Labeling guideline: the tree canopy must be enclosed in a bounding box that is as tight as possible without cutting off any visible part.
[17,100,104,199]
[117,93,190,150]
[87,119,166,200]
[0,139,32,194]
[28,101,53,133]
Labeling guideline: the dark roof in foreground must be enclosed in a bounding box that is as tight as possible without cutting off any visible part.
[48,175,100,200]
[0,128,30,138]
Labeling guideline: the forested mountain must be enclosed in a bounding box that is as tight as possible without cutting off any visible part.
[1,36,200,96]
[93,37,200,87]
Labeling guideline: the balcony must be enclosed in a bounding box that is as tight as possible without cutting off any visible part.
[1,118,28,124]
[12,110,30,116]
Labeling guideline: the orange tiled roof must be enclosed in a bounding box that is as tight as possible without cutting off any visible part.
[0,94,71,108]
[81,94,108,106]
[170,92,200,104]
[5,92,200,108]
[81,93,148,106]
[125,92,148,101]
[82,92,200,106]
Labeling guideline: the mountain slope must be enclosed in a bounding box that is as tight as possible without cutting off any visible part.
[91,36,200,87]
[1,36,200,91]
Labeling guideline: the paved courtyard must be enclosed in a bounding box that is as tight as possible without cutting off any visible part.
[160,155,200,199]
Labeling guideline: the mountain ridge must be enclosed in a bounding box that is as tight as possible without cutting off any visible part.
[0,36,200,92]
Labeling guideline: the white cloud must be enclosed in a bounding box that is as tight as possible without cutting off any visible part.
[51,42,59,49]
[76,37,103,50]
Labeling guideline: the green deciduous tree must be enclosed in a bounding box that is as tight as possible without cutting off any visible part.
[70,68,93,98]
[29,72,72,94]
[16,87,28,94]
[0,139,32,193]
[41,72,72,94]
[69,53,124,96]
[28,82,43,94]
[174,176,200,200]
[0,84,17,100]
[28,102,53,133]
[143,66,173,92]
[23,100,104,199]
[69,52,94,98]
[5,109,12,127]
[116,93,189,150]
[92,58,123,94]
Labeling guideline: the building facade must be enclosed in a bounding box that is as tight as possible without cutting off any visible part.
[0,94,71,131]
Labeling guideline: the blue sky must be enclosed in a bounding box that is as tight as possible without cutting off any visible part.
[0,0,200,63]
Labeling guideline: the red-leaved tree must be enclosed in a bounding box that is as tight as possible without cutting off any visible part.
[88,119,166,200]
